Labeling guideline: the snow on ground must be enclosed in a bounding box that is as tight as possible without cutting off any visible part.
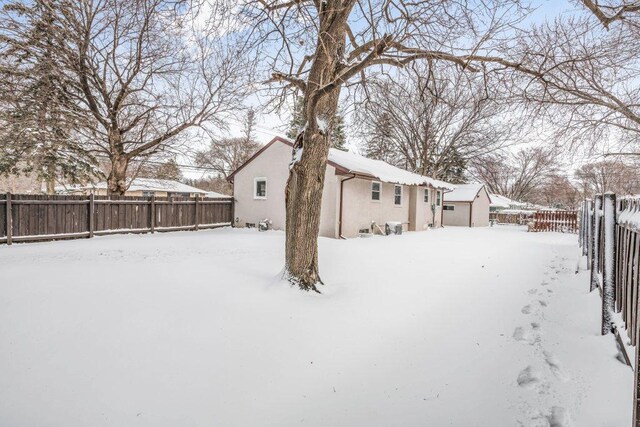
[0,226,632,426]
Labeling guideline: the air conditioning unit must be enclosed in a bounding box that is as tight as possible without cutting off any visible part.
[258,219,271,231]
[385,221,403,235]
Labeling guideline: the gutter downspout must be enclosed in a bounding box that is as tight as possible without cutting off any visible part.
[338,174,357,239]
[469,201,473,227]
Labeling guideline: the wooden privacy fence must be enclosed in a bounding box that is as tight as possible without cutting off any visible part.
[489,211,534,225]
[579,193,640,426]
[530,210,578,233]
[0,193,233,245]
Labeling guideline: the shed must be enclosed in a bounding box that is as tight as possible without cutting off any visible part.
[442,183,491,227]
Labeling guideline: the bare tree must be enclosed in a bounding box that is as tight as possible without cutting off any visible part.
[508,8,640,152]
[579,0,640,29]
[357,64,516,183]
[528,173,581,209]
[243,0,533,291]
[195,109,261,193]
[574,159,640,196]
[28,0,253,195]
[470,147,559,202]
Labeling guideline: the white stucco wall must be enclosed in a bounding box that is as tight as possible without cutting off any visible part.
[232,140,340,238]
[232,139,446,238]
[409,186,442,231]
[340,179,408,237]
[471,187,491,227]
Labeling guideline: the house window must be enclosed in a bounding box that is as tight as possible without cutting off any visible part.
[443,205,455,211]
[424,188,429,203]
[394,185,402,206]
[254,178,267,199]
[371,181,381,201]
[436,190,441,206]
[142,191,155,197]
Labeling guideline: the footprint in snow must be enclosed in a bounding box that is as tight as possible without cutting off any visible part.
[517,366,550,395]
[547,406,572,426]
[528,288,539,295]
[541,281,549,286]
[543,351,567,382]
[522,305,532,314]
[513,326,540,345]
[517,366,541,388]
[538,300,548,307]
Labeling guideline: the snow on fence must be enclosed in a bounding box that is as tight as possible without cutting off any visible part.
[580,193,640,425]
[0,193,233,245]
[530,210,578,233]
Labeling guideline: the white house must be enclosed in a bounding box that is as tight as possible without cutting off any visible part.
[442,183,491,227]
[228,137,454,238]
[489,194,530,212]
[55,178,220,198]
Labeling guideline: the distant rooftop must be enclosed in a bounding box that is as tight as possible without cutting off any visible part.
[55,178,217,195]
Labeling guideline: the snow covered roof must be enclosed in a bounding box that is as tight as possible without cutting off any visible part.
[56,178,211,195]
[443,183,486,202]
[327,148,453,189]
[229,137,454,190]
[489,194,514,208]
[205,191,230,198]
[489,193,529,209]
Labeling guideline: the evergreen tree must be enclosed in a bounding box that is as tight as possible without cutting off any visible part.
[331,108,347,151]
[153,159,183,181]
[438,147,467,183]
[243,108,257,143]
[287,96,347,150]
[286,96,305,140]
[0,0,97,192]
[364,111,394,163]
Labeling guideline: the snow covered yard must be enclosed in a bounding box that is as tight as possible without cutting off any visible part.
[0,226,632,426]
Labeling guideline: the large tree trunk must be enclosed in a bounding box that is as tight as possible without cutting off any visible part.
[106,129,129,195]
[107,155,129,195]
[283,7,346,291]
[284,130,333,291]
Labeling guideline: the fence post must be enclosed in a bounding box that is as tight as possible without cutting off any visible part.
[584,200,592,258]
[586,200,593,270]
[194,195,199,231]
[150,195,156,233]
[5,192,12,245]
[580,202,587,253]
[590,194,603,292]
[634,316,640,426]
[601,192,617,335]
[88,193,95,238]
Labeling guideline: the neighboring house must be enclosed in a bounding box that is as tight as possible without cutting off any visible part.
[442,183,491,227]
[228,136,454,238]
[489,193,514,212]
[205,191,231,198]
[489,194,530,212]
[55,178,213,198]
